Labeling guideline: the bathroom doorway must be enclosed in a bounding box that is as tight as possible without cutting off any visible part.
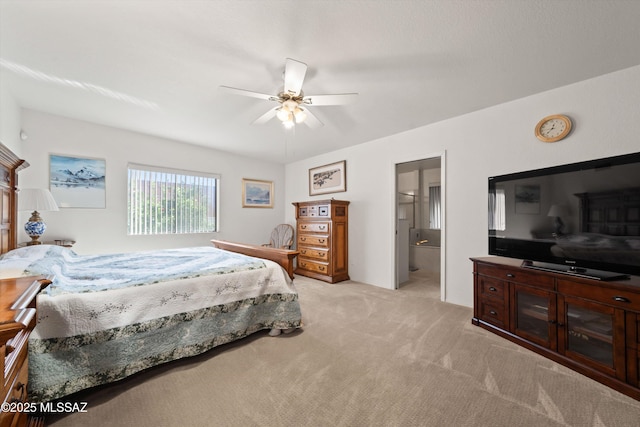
[395,156,443,297]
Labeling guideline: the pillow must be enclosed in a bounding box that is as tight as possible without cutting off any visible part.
[0,244,71,262]
[0,245,76,278]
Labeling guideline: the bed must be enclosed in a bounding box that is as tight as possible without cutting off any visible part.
[0,243,301,402]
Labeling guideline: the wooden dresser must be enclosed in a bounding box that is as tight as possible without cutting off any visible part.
[293,199,349,283]
[1,276,49,427]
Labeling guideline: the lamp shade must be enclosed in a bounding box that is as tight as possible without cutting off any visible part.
[18,188,59,212]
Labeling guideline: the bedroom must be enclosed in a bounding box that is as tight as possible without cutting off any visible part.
[2,1,640,426]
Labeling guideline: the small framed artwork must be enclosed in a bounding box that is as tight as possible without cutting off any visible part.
[242,178,274,208]
[49,154,106,208]
[309,160,346,196]
[515,184,540,214]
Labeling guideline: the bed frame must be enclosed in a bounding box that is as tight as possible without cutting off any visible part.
[211,239,298,280]
[0,143,29,255]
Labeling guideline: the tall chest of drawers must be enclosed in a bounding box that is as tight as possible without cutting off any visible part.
[293,200,349,283]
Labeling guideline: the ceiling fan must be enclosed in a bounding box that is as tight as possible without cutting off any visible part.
[219,58,357,129]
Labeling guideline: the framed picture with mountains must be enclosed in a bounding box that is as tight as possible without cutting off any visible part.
[49,154,106,208]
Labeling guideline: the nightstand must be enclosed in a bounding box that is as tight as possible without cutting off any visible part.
[19,239,76,248]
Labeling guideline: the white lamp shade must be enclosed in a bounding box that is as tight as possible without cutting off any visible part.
[18,188,59,212]
[547,204,567,217]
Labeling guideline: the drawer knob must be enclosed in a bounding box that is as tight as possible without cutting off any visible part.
[319,239,325,243]
[301,225,307,229]
[300,237,306,241]
[319,225,326,230]
[5,344,15,356]
[489,310,497,315]
[505,273,515,278]
[318,252,325,257]
[612,296,631,303]
[489,286,497,292]
[318,266,325,271]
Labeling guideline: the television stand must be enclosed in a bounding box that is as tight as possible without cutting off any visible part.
[520,260,630,281]
[471,256,640,401]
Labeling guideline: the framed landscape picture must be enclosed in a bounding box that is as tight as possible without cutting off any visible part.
[242,178,273,208]
[309,160,346,196]
[49,154,106,208]
[515,184,540,214]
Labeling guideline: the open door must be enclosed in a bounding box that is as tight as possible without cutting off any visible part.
[395,155,445,300]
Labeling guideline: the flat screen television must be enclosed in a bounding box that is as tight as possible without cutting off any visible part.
[488,152,640,280]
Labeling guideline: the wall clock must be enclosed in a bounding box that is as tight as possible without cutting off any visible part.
[535,114,572,142]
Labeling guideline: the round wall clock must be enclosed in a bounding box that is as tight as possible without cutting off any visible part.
[535,114,572,142]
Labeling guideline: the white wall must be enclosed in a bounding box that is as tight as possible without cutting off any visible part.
[285,65,640,308]
[0,81,22,156]
[18,110,287,255]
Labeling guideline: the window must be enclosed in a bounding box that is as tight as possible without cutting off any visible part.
[489,188,506,231]
[127,163,219,235]
[428,184,441,229]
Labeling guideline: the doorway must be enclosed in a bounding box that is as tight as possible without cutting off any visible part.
[395,156,444,298]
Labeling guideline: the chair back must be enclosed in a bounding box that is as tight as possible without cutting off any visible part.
[270,224,294,249]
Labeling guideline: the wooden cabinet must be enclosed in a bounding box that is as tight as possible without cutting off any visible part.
[293,200,349,283]
[472,256,640,400]
[0,144,29,255]
[1,276,49,427]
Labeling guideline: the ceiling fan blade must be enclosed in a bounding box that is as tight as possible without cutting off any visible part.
[219,86,276,101]
[303,93,358,106]
[302,108,323,129]
[283,58,307,96]
[252,107,278,125]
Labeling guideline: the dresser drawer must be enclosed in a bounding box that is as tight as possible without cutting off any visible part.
[6,358,28,403]
[557,280,640,311]
[299,247,329,261]
[298,222,330,233]
[478,275,507,300]
[478,298,508,329]
[298,235,330,248]
[297,259,330,275]
[477,263,554,289]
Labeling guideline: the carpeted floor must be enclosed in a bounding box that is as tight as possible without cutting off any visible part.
[46,272,640,426]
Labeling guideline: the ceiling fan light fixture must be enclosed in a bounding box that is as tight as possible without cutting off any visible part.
[276,108,290,122]
[282,99,298,112]
[282,117,295,129]
[294,107,307,123]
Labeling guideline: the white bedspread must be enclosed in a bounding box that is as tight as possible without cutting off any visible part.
[0,245,302,402]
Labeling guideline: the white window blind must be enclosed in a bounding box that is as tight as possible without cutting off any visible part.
[127,163,219,235]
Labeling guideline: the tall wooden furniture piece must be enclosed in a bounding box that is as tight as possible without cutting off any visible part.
[1,276,50,427]
[1,145,29,254]
[472,256,640,401]
[293,200,349,283]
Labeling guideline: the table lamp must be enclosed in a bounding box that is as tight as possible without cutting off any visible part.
[18,188,59,245]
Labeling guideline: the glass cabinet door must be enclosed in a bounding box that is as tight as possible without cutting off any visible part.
[513,285,555,349]
[559,296,625,379]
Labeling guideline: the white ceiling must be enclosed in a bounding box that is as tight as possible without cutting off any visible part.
[2,1,640,164]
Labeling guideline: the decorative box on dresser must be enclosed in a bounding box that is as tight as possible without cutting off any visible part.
[293,199,349,283]
[1,276,50,427]
[471,256,640,401]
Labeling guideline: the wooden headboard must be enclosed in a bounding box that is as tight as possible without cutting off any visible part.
[0,143,29,255]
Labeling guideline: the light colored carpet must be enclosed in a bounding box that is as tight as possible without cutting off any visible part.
[46,273,640,426]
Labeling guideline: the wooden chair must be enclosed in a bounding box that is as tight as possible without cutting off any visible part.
[263,224,294,249]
